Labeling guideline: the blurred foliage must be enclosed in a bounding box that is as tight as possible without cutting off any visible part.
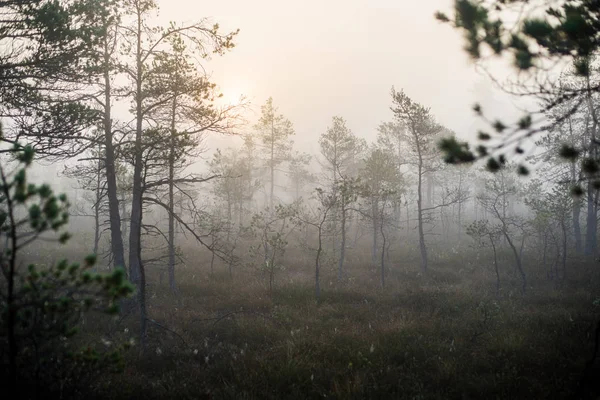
[0,132,134,398]
[435,0,600,185]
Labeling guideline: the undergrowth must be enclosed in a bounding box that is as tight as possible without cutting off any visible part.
[88,250,600,400]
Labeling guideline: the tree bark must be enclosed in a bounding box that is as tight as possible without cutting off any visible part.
[168,85,177,294]
[102,31,125,271]
[372,198,379,266]
[128,2,146,349]
[571,149,583,254]
[585,182,597,258]
[489,234,500,293]
[338,206,347,280]
[121,192,128,253]
[270,118,275,212]
[416,140,428,272]
[585,77,598,258]
[426,173,433,208]
[380,205,386,288]
[93,150,102,258]
[457,171,463,239]
[498,220,526,293]
[316,227,322,302]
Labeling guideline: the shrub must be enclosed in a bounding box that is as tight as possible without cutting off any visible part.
[0,139,134,399]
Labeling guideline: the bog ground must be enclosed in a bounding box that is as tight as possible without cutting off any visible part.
[86,250,600,400]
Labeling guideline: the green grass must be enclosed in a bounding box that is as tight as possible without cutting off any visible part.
[89,252,600,400]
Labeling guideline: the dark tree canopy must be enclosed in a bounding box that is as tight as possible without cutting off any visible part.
[436,0,600,183]
[0,0,115,157]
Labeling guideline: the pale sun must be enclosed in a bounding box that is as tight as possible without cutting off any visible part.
[219,86,246,106]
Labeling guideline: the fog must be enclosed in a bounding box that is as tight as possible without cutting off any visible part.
[163,0,525,149]
[2,1,600,399]
[37,0,533,191]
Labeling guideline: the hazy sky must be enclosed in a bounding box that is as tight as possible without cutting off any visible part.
[159,0,530,155]
[38,0,534,190]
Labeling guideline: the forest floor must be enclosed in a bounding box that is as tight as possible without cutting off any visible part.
[90,252,600,400]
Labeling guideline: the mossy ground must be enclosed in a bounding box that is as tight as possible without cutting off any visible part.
[86,246,600,399]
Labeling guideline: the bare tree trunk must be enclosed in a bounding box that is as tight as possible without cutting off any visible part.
[94,151,102,258]
[338,206,347,280]
[316,227,322,301]
[380,205,386,288]
[372,199,379,267]
[457,172,463,239]
[502,228,526,293]
[573,197,582,253]
[270,119,275,212]
[128,4,146,349]
[102,34,125,272]
[425,173,433,208]
[489,235,500,293]
[571,163,583,254]
[585,78,598,258]
[138,253,147,351]
[585,182,597,258]
[120,192,126,232]
[416,145,428,272]
[168,92,177,294]
[2,176,19,394]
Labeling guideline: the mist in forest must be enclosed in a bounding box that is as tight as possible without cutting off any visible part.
[2,1,600,399]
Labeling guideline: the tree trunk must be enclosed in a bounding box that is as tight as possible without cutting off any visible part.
[416,143,428,272]
[573,197,582,254]
[457,172,463,239]
[3,183,18,396]
[121,192,128,253]
[338,206,347,280]
[489,235,500,293]
[372,198,379,266]
[102,35,125,271]
[93,151,102,259]
[425,173,431,207]
[502,228,526,293]
[168,91,177,294]
[585,182,597,258]
[585,80,598,259]
[316,227,322,302]
[128,5,146,349]
[380,206,386,288]
[270,119,275,211]
[571,163,583,254]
